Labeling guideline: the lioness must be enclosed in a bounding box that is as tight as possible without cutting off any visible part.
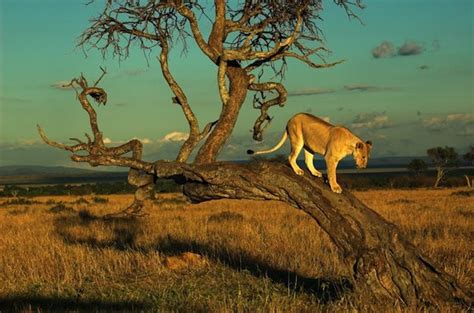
[247,113,372,193]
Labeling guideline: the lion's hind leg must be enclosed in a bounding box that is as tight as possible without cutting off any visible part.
[304,149,322,177]
[288,137,304,176]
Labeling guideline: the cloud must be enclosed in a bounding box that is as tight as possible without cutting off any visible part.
[351,112,393,129]
[50,80,76,90]
[160,131,189,142]
[398,41,424,56]
[102,137,152,145]
[446,113,474,123]
[421,113,474,134]
[372,40,427,59]
[372,41,396,58]
[343,84,397,92]
[288,88,336,97]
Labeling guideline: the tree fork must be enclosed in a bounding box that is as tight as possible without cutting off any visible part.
[194,65,249,164]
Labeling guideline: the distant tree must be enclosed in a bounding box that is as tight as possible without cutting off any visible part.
[407,159,428,176]
[464,146,474,165]
[427,146,459,188]
[463,146,474,188]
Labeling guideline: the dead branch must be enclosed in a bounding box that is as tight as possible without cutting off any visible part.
[38,71,155,216]
[248,82,288,141]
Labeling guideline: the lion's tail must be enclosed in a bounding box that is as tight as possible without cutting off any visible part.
[247,130,288,155]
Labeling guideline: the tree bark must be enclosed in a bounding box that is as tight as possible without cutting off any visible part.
[434,167,444,188]
[194,65,249,164]
[157,161,472,306]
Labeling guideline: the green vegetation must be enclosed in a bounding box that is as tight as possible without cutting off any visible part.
[0,179,180,197]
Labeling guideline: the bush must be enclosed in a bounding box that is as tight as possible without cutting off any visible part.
[92,196,109,204]
[49,203,74,214]
[2,198,39,205]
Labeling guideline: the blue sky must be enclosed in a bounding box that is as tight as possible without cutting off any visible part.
[0,0,472,166]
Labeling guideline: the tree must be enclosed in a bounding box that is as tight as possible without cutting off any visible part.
[37,0,472,306]
[463,146,474,188]
[427,146,460,188]
[407,158,428,176]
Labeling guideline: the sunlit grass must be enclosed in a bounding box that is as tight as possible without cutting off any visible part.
[0,188,472,312]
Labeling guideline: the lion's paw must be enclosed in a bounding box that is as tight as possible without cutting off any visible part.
[294,168,304,176]
[330,184,343,194]
[310,170,323,177]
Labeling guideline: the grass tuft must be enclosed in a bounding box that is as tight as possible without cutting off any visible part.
[48,203,75,214]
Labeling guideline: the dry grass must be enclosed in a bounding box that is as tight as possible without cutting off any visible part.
[0,188,472,312]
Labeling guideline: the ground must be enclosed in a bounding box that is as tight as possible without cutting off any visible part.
[0,188,472,312]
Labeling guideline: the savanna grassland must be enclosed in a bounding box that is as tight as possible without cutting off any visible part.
[0,188,472,312]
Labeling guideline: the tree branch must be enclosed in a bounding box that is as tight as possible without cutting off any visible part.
[38,71,155,216]
[248,81,288,141]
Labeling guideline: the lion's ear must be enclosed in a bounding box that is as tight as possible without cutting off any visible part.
[356,142,364,150]
[366,140,373,153]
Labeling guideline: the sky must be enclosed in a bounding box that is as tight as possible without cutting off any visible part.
[0,0,473,167]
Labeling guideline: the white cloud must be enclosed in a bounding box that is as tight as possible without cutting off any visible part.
[446,113,474,123]
[160,131,189,142]
[351,112,393,129]
[422,113,474,132]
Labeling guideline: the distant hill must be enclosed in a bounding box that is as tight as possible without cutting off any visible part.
[0,165,106,177]
[0,165,127,185]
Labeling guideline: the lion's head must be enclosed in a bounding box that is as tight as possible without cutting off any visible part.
[353,141,372,169]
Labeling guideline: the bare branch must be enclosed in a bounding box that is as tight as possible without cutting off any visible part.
[93,66,107,86]
[248,81,288,141]
[38,72,157,216]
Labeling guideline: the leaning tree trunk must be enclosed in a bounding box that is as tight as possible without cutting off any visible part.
[155,161,473,306]
[434,167,444,188]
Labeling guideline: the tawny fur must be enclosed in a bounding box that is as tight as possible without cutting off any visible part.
[248,113,372,193]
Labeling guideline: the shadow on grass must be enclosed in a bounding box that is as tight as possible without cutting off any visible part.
[53,213,353,304]
[0,295,147,313]
[155,235,353,303]
[53,211,143,251]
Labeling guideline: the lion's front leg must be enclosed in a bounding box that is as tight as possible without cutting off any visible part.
[304,149,322,177]
[325,156,342,193]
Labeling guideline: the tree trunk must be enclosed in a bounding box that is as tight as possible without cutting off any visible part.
[163,161,472,306]
[464,175,472,188]
[194,65,248,164]
[434,168,444,188]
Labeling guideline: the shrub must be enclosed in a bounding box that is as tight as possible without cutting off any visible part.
[49,203,75,214]
[92,196,109,203]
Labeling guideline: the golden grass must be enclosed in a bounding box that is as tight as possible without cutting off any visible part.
[0,188,472,312]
